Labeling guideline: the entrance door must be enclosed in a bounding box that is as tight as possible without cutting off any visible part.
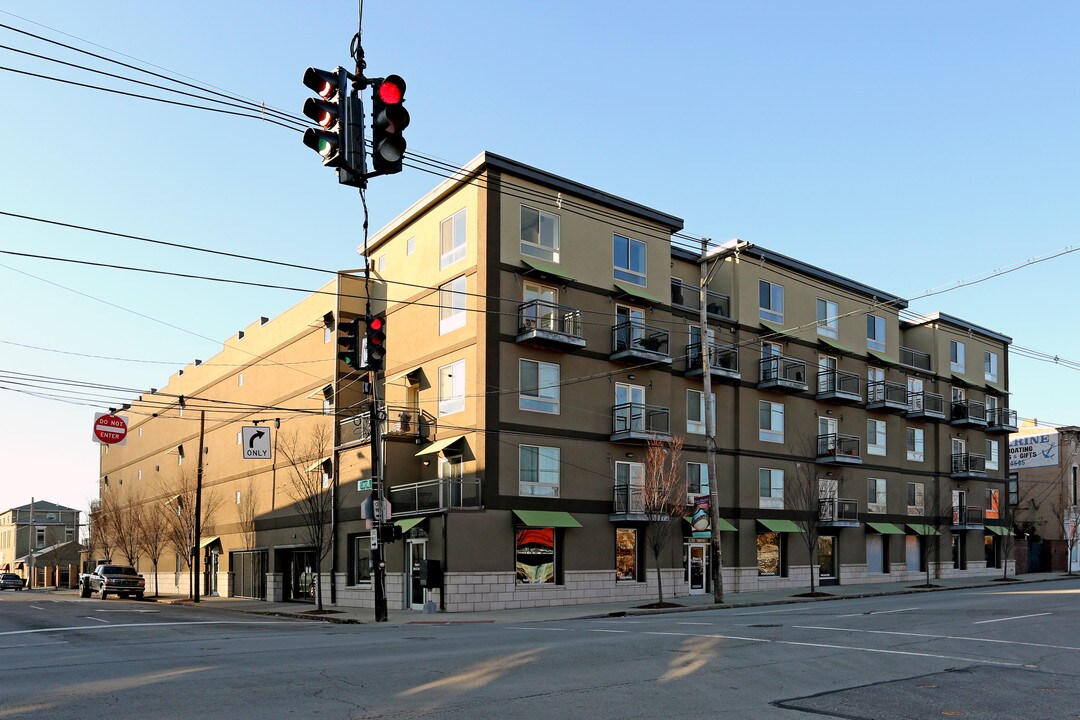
[289,550,316,602]
[407,540,427,610]
[523,282,557,330]
[817,536,837,585]
[615,305,644,351]
[204,551,220,597]
[906,536,921,572]
[818,416,838,454]
[614,383,645,433]
[685,543,707,595]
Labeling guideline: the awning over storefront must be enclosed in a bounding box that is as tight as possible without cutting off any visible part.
[757,519,803,533]
[199,536,222,550]
[985,525,1013,536]
[522,257,575,283]
[613,281,661,305]
[683,516,738,532]
[395,518,425,533]
[907,524,941,536]
[818,336,852,353]
[415,434,466,457]
[305,456,332,472]
[866,522,906,535]
[985,381,1009,395]
[512,510,582,528]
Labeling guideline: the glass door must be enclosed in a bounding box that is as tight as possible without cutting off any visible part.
[407,540,427,611]
[615,383,645,433]
[817,536,837,583]
[685,543,707,595]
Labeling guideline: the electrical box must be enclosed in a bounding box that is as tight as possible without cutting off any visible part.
[418,559,442,589]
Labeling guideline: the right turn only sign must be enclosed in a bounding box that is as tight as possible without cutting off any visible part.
[241,426,272,460]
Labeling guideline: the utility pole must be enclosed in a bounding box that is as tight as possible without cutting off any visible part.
[193,410,205,603]
[370,365,388,622]
[28,497,34,588]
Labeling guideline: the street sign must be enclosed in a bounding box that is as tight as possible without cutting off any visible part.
[357,478,373,491]
[241,426,272,460]
[93,413,128,446]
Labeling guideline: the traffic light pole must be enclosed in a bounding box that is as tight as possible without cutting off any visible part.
[370,368,388,623]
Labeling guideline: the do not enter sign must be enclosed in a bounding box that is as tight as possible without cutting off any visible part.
[93,412,129,446]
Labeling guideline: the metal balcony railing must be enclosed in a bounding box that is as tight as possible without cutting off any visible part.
[612,403,671,439]
[386,477,481,515]
[817,369,861,398]
[867,380,909,409]
[817,433,862,462]
[951,400,987,425]
[611,321,670,356]
[908,391,946,418]
[687,342,739,375]
[613,484,644,515]
[900,346,932,371]
[759,355,808,387]
[951,453,987,475]
[339,405,434,444]
[987,407,1018,431]
[517,300,584,342]
[818,498,859,524]
[670,281,732,319]
[952,505,985,527]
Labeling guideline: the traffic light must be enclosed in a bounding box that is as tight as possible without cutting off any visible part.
[337,318,361,369]
[302,67,347,167]
[370,75,409,175]
[378,524,403,544]
[365,313,386,371]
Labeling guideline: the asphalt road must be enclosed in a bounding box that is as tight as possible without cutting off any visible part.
[2,580,1078,719]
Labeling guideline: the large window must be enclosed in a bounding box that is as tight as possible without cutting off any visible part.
[686,389,715,435]
[615,461,645,514]
[439,208,467,269]
[615,528,640,582]
[816,298,838,339]
[985,439,999,470]
[906,427,924,462]
[757,532,782,576]
[687,462,710,503]
[867,478,887,513]
[438,360,465,416]
[758,400,784,443]
[867,314,886,352]
[950,340,966,373]
[439,276,467,334]
[613,234,646,286]
[519,359,560,413]
[519,445,560,497]
[353,535,372,584]
[521,205,560,262]
[515,527,555,585]
[759,280,784,323]
[984,351,999,382]
[867,419,887,456]
[759,468,784,509]
[907,481,925,515]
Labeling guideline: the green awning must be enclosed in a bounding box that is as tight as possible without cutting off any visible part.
[868,349,899,366]
[683,516,738,532]
[907,523,941,536]
[985,524,1013,536]
[819,336,852,353]
[513,510,582,528]
[522,257,575,283]
[613,281,661,305]
[986,381,1009,395]
[415,434,466,457]
[758,519,803,533]
[950,374,976,388]
[866,522,906,535]
[395,517,425,532]
[760,320,798,339]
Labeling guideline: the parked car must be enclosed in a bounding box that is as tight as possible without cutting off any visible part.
[0,573,24,590]
[78,565,145,600]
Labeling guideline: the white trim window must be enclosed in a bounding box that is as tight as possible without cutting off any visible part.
[686,389,715,435]
[439,276,467,334]
[985,439,999,470]
[867,419,887,456]
[438,360,465,416]
[519,359,559,413]
[520,205,560,262]
[687,462,710,503]
[758,400,784,443]
[616,461,645,513]
[759,468,784,509]
[906,427,924,462]
[866,314,886,352]
[759,280,783,323]
[907,481,925,515]
[519,445,560,497]
[984,351,999,383]
[867,477,887,514]
[950,340,966,373]
[439,208,467,269]
[816,298,838,339]
[613,234,647,286]
[406,237,416,255]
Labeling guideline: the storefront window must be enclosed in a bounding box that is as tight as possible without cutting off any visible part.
[615,528,638,581]
[515,528,555,584]
[757,531,781,576]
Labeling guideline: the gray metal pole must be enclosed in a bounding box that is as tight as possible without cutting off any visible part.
[699,245,724,604]
[193,410,205,603]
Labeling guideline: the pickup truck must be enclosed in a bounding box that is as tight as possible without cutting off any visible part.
[79,565,145,600]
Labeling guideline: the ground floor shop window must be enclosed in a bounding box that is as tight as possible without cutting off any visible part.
[349,534,372,585]
[952,534,966,569]
[984,535,999,568]
[516,527,556,584]
[757,531,782,576]
[615,527,640,581]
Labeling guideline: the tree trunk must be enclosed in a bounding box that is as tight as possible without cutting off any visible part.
[654,551,664,605]
[316,573,323,611]
[152,561,159,597]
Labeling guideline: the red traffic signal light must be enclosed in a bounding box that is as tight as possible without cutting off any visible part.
[365,314,386,371]
[370,75,410,175]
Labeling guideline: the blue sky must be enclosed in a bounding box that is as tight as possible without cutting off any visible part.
[2,2,1078,516]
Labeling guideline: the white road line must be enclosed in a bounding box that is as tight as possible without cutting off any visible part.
[86,617,109,623]
[29,605,45,610]
[589,629,629,633]
[95,609,160,613]
[973,612,1051,625]
[0,620,311,637]
[677,622,715,626]
[506,627,570,631]
[794,625,1080,651]
[837,607,920,618]
[733,607,808,616]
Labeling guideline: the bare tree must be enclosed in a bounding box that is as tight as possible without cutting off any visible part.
[1049,481,1080,576]
[158,467,221,599]
[642,436,686,607]
[112,491,143,567]
[919,480,954,588]
[279,423,337,611]
[92,493,119,566]
[789,456,823,596]
[237,475,259,550]
[136,500,171,597]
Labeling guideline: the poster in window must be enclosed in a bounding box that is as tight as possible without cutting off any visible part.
[615,528,637,581]
[516,528,555,584]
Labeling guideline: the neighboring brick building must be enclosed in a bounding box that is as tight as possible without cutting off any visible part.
[1009,423,1079,572]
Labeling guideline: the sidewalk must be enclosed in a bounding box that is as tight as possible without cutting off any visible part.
[104,571,1074,626]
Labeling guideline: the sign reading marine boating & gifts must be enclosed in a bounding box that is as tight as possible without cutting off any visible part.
[1009,432,1058,470]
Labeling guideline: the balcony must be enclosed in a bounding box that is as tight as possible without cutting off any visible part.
[611,484,648,521]
[610,321,672,365]
[951,505,985,530]
[685,342,740,381]
[386,477,481,516]
[611,403,671,443]
[900,346,932,372]
[986,407,1018,434]
[339,405,435,445]
[907,391,947,421]
[818,498,860,527]
[866,380,909,413]
[758,355,809,392]
[817,433,863,465]
[951,453,987,479]
[951,400,987,428]
[816,369,862,403]
[671,280,732,320]
[516,300,585,349]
